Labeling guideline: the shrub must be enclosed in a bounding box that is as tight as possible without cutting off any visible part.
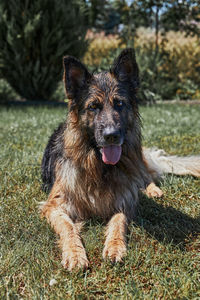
[0,79,20,103]
[83,31,122,72]
[135,28,200,100]
[0,0,88,101]
[84,29,200,101]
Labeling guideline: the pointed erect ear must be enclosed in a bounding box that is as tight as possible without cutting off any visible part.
[63,56,92,99]
[111,48,139,89]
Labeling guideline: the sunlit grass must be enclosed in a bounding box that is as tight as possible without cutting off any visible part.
[0,103,199,299]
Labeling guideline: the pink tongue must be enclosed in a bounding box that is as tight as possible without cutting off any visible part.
[102,145,122,165]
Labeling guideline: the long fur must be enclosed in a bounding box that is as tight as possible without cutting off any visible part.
[40,48,200,271]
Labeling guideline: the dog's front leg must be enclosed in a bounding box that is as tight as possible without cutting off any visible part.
[40,184,88,271]
[103,212,127,263]
[145,182,163,198]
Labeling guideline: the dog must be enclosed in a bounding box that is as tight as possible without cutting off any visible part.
[40,48,200,271]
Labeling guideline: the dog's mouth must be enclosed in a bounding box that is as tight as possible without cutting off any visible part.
[100,145,122,165]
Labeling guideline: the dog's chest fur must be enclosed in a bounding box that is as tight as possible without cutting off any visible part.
[56,156,139,221]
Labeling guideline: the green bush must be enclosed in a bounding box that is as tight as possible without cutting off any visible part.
[0,0,88,101]
[0,79,20,103]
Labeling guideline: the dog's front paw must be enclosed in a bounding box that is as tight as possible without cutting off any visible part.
[146,183,163,198]
[103,239,127,263]
[61,248,89,271]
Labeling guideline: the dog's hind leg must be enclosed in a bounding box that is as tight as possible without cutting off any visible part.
[40,183,88,271]
[103,212,127,263]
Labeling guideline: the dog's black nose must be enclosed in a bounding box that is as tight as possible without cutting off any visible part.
[103,128,121,144]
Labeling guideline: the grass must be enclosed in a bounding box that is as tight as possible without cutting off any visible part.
[0,103,200,299]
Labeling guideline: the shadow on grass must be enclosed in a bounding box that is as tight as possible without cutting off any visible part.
[81,195,200,250]
[136,195,200,248]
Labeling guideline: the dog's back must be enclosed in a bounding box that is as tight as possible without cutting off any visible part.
[41,123,65,192]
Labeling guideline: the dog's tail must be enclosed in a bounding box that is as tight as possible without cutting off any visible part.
[143,148,200,178]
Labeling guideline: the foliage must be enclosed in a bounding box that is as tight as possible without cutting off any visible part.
[51,81,66,102]
[86,0,200,38]
[83,32,122,72]
[83,29,200,101]
[0,104,200,298]
[0,79,20,103]
[136,29,200,100]
[0,0,199,102]
[0,0,88,101]
[86,0,120,34]
[114,0,156,46]
[114,0,200,38]
[161,0,200,37]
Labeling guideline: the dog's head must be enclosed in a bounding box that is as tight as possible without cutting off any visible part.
[63,48,140,165]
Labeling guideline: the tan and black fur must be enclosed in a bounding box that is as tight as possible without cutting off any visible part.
[40,49,200,270]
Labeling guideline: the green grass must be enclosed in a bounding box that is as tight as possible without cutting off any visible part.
[0,103,200,299]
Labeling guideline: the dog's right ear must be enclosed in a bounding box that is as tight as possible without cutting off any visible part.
[111,48,139,90]
[63,56,92,100]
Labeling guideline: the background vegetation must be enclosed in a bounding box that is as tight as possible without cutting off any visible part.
[0,0,87,101]
[0,0,199,102]
[0,104,199,298]
[0,1,200,298]
[84,29,200,102]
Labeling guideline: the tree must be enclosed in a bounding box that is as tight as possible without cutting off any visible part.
[0,0,88,101]
[114,0,163,46]
[161,0,200,37]
[86,0,120,34]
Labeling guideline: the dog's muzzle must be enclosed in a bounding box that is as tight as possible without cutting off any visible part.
[103,128,122,145]
[99,127,124,165]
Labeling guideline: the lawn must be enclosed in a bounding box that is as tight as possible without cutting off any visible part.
[0,103,200,299]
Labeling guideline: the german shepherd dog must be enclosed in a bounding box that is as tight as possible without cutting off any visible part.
[40,49,200,271]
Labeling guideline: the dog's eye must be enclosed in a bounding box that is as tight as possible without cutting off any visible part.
[117,100,123,106]
[114,99,124,108]
[88,103,98,111]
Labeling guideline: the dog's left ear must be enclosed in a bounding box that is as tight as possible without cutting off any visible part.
[111,48,139,90]
[63,56,92,100]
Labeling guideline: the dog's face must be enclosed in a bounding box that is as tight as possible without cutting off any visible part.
[63,49,139,165]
